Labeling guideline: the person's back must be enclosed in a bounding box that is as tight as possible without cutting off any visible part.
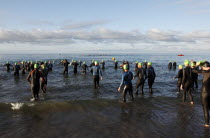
[122,71,133,85]
[148,66,156,80]
[92,65,102,76]
[173,62,177,69]
[30,69,41,86]
[91,61,102,89]
[136,68,146,81]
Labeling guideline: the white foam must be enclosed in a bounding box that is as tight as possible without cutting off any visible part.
[10,103,24,110]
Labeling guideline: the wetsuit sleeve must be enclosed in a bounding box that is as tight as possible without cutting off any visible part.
[27,72,32,83]
[144,69,148,80]
[99,67,102,76]
[119,74,124,87]
[153,68,156,79]
[182,69,186,86]
[135,69,139,78]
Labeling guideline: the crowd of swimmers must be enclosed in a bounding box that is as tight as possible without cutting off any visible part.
[2,59,210,127]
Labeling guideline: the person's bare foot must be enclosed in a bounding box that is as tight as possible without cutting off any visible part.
[204,124,209,127]
[191,102,194,105]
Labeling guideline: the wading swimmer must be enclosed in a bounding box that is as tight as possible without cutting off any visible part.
[147,62,156,94]
[118,64,134,102]
[63,59,70,74]
[135,62,147,95]
[174,65,183,92]
[40,64,48,93]
[91,61,102,89]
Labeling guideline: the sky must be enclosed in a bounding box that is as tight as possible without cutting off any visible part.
[0,0,210,54]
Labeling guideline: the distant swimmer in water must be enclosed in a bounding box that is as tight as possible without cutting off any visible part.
[40,64,48,93]
[147,62,156,94]
[114,60,118,69]
[27,64,43,101]
[3,61,13,71]
[78,60,82,66]
[118,64,134,102]
[135,62,147,95]
[21,61,26,74]
[174,65,183,92]
[193,62,210,127]
[168,61,172,70]
[63,59,70,74]
[173,61,177,70]
[91,61,102,89]
[100,60,105,69]
[13,62,21,76]
[82,62,88,74]
[181,60,194,104]
[47,61,53,71]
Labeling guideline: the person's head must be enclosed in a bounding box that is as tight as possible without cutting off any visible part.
[178,65,183,69]
[123,64,129,71]
[184,60,190,66]
[147,62,152,67]
[102,60,104,62]
[92,60,94,63]
[7,61,9,64]
[138,62,142,68]
[115,60,117,62]
[136,61,138,64]
[34,64,39,69]
[95,61,99,65]
[42,64,46,69]
[15,62,17,65]
[145,60,147,62]
[203,62,210,68]
[83,62,86,64]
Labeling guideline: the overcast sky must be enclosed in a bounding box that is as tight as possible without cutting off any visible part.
[0,0,210,54]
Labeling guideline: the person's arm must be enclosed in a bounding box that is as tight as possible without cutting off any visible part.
[153,68,156,79]
[181,69,186,87]
[27,72,32,84]
[99,67,103,80]
[118,74,124,92]
[134,69,139,78]
[144,69,148,80]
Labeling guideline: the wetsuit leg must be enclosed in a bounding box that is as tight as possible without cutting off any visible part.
[201,92,209,125]
[183,90,187,102]
[177,80,182,92]
[195,80,198,89]
[93,75,99,88]
[188,89,194,103]
[140,80,145,94]
[122,85,128,102]
[135,80,141,94]
[148,79,154,94]
[128,85,134,101]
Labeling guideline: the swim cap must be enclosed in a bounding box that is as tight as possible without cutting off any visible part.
[145,60,147,62]
[136,61,138,63]
[123,64,128,70]
[83,62,86,64]
[184,60,190,65]
[92,61,94,63]
[115,60,117,62]
[148,62,152,66]
[191,62,195,66]
[15,62,17,65]
[138,62,142,66]
[95,61,99,65]
[196,62,200,66]
[179,65,183,69]
[102,60,104,62]
[45,61,47,64]
[203,62,210,67]
[34,64,39,69]
[7,61,9,64]
[42,65,46,69]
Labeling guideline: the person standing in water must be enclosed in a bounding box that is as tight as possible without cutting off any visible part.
[82,62,88,74]
[91,61,102,89]
[174,65,183,92]
[135,62,147,95]
[30,61,34,71]
[168,61,172,70]
[47,61,53,71]
[181,60,194,104]
[63,59,70,74]
[147,62,156,94]
[114,60,118,69]
[134,61,139,72]
[193,62,210,127]
[27,64,43,101]
[40,64,48,93]
[173,61,177,70]
[100,60,105,69]
[21,61,26,74]
[3,61,13,71]
[14,62,21,76]
[118,64,134,102]
[72,60,79,74]
[191,61,198,89]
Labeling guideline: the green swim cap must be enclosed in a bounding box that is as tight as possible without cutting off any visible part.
[123,64,128,70]
[184,60,190,65]
[95,61,99,65]
[7,61,9,64]
[42,65,46,69]
[34,64,39,69]
[83,62,86,64]
[115,60,117,62]
[138,62,142,66]
[148,62,152,66]
[145,60,147,62]
[136,61,139,63]
[179,65,183,69]
[196,62,200,66]
[92,61,94,63]
[191,62,195,66]
[102,60,104,62]
[15,62,17,65]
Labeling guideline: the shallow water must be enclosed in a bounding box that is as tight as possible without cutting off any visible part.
[0,54,210,137]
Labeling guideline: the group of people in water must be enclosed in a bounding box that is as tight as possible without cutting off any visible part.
[2,58,210,127]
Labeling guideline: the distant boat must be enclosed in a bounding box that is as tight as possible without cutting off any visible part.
[178,54,184,56]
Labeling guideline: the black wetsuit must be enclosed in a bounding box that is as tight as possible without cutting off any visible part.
[100,62,105,69]
[168,62,172,70]
[48,63,53,71]
[143,62,147,69]
[135,67,147,94]
[119,71,134,102]
[182,66,194,103]
[72,62,79,74]
[30,63,34,71]
[82,64,88,74]
[21,63,26,74]
[173,62,177,70]
[147,66,156,94]
[91,66,102,89]
[134,63,138,72]
[27,69,42,100]
[114,61,118,69]
[4,63,12,71]
[14,65,21,76]
[175,69,183,92]
[63,62,70,74]
[40,68,48,93]
[192,66,198,89]
[193,69,210,125]
[26,62,31,71]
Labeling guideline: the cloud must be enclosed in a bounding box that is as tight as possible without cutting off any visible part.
[61,20,109,30]
[26,20,55,26]
[0,28,209,45]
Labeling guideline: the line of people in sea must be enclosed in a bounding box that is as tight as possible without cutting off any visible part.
[2,59,210,127]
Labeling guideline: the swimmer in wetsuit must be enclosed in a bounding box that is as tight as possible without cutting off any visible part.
[174,65,183,92]
[143,60,147,69]
[118,64,134,102]
[181,60,194,104]
[147,62,156,94]
[91,61,102,89]
[47,61,53,71]
[191,61,198,89]
[27,64,43,101]
[3,62,13,71]
[82,62,88,74]
[40,64,48,93]
[14,62,21,76]
[193,62,210,127]
[168,61,172,70]
[100,60,105,69]
[173,61,177,70]
[63,59,70,74]
[114,60,118,69]
[135,62,147,95]
[72,60,79,74]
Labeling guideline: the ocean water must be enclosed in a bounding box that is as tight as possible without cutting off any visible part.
[0,54,209,137]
